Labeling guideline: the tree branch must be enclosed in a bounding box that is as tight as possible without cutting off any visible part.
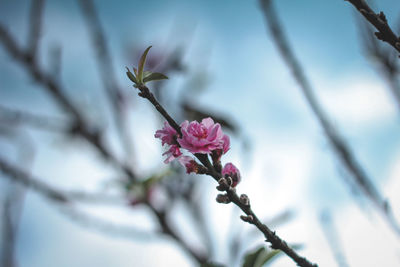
[259,0,400,236]
[133,83,318,267]
[345,0,400,56]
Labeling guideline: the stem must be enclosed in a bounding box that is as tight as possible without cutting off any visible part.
[345,0,400,56]
[134,84,318,267]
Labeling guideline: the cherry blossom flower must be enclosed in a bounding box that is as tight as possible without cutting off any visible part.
[178,117,230,154]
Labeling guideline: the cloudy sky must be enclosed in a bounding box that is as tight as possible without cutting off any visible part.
[1,0,400,266]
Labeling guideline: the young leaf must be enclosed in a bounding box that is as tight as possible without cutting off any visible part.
[143,71,153,79]
[143,72,168,83]
[138,46,152,82]
[126,67,138,84]
[243,247,266,267]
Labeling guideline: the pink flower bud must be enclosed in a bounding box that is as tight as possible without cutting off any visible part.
[222,163,241,187]
[162,145,182,163]
[178,156,200,174]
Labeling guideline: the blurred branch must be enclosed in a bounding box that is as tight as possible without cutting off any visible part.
[1,188,25,267]
[147,203,208,264]
[27,0,45,59]
[0,105,67,132]
[0,7,213,266]
[359,20,400,111]
[77,0,134,159]
[0,23,137,181]
[259,0,400,235]
[0,155,124,205]
[345,0,400,56]
[59,205,157,241]
[319,211,350,267]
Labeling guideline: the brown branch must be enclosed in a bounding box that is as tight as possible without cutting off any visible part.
[259,0,400,236]
[133,84,317,267]
[359,20,400,111]
[345,0,400,56]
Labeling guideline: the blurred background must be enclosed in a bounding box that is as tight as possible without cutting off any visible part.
[0,0,400,266]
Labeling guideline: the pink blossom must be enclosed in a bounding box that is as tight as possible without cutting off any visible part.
[178,117,230,154]
[178,156,199,174]
[162,144,182,163]
[222,162,241,187]
[154,121,178,146]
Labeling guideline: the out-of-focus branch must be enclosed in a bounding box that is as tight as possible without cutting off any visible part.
[345,0,400,56]
[77,0,134,160]
[27,0,45,59]
[319,211,350,267]
[0,23,136,181]
[0,154,209,264]
[0,105,67,132]
[1,5,217,265]
[359,20,400,111]
[0,155,124,204]
[259,0,400,235]
[1,189,24,267]
[59,205,156,241]
[133,83,318,267]
[147,204,208,264]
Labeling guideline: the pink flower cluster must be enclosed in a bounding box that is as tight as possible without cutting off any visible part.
[155,117,230,163]
[155,117,240,186]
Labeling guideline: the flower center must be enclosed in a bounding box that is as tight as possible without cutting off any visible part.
[192,125,208,140]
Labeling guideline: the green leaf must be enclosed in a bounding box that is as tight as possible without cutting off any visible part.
[138,46,152,82]
[143,71,153,79]
[126,67,138,84]
[143,72,168,83]
[242,245,303,267]
[243,247,265,267]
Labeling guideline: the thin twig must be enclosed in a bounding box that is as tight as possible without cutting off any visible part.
[259,0,400,236]
[345,0,400,56]
[133,84,318,267]
[359,20,400,111]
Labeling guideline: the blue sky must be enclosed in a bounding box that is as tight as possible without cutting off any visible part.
[1,0,400,266]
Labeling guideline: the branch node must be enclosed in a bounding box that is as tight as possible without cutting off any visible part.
[240,214,254,223]
[239,194,250,207]
[216,193,231,204]
[216,177,230,191]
